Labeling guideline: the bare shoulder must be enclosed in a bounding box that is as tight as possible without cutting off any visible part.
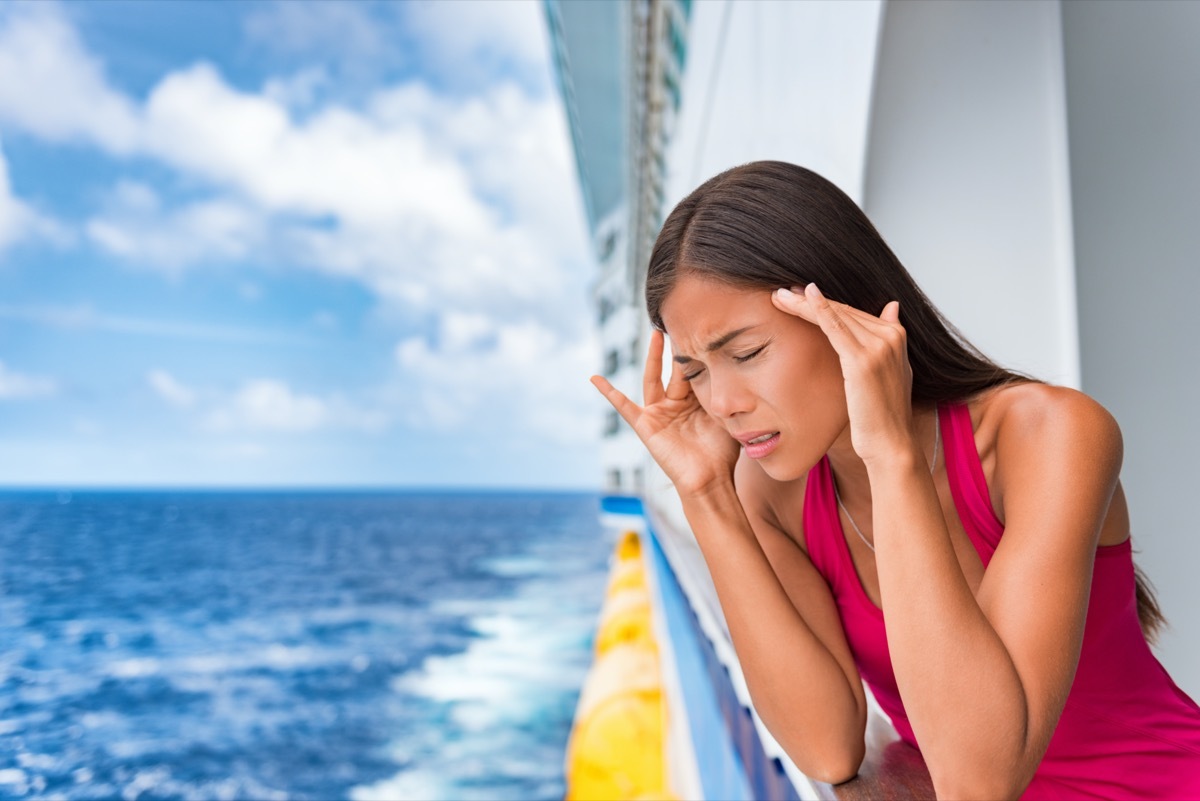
[978,382,1124,533]
[982,382,1122,463]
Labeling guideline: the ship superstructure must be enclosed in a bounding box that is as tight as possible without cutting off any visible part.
[549,1,1200,797]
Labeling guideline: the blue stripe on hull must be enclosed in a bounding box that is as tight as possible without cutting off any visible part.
[647,528,755,799]
[648,530,805,801]
[600,495,645,516]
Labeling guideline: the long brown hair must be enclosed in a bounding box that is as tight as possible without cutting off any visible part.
[646,160,1165,642]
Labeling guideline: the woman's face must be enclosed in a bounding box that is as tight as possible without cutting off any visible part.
[659,272,847,481]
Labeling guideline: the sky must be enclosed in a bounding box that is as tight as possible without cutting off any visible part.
[0,0,603,489]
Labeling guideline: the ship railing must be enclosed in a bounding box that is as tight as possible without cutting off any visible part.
[636,495,935,800]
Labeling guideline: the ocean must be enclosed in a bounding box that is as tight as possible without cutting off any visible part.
[0,490,613,800]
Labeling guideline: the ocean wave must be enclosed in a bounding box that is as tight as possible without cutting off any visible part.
[0,491,608,800]
[359,550,606,800]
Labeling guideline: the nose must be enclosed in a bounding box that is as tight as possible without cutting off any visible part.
[704,370,754,419]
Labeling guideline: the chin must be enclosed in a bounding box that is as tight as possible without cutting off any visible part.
[758,453,814,484]
[767,432,834,482]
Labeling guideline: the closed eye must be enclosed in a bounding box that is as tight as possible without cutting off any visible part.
[684,344,766,381]
[733,345,766,363]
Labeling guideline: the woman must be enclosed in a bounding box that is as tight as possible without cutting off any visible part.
[590,161,1200,799]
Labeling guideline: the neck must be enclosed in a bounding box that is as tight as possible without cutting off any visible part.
[827,403,939,518]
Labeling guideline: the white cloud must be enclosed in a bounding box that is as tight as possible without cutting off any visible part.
[147,369,389,435]
[440,310,494,351]
[243,3,401,104]
[204,378,388,434]
[0,139,64,254]
[243,1,548,99]
[0,4,590,331]
[0,3,138,151]
[86,180,264,270]
[0,144,32,252]
[0,360,56,399]
[404,0,551,94]
[208,379,327,432]
[272,81,589,330]
[0,3,598,450]
[245,3,389,65]
[147,369,196,409]
[395,314,601,445]
[261,67,331,113]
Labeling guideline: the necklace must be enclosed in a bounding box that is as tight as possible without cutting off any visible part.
[833,406,940,554]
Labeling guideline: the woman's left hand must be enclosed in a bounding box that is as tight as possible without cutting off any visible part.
[772,283,917,466]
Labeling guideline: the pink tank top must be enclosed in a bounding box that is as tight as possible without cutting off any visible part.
[802,402,1200,798]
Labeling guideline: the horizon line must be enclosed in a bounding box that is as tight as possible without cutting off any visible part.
[0,484,606,495]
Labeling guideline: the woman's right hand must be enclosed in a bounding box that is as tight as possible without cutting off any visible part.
[590,329,741,496]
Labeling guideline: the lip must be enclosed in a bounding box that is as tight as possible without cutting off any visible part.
[733,430,776,444]
[734,430,781,459]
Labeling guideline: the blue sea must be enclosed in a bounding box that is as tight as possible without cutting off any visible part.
[0,490,613,800]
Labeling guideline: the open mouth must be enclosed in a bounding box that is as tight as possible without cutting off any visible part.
[743,432,781,459]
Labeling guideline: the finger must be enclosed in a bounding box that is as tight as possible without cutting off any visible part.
[840,300,902,335]
[664,351,693,401]
[643,329,666,405]
[802,282,867,348]
[771,285,813,320]
[773,285,869,337]
[590,375,643,428]
[833,298,893,326]
[774,286,899,336]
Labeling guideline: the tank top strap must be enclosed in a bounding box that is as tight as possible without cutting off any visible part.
[805,406,1006,581]
[802,456,855,591]
[940,401,1005,562]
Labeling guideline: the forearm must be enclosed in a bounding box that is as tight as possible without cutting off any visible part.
[679,481,867,781]
[868,447,1031,796]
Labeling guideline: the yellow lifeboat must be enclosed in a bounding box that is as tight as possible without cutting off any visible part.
[564,531,674,801]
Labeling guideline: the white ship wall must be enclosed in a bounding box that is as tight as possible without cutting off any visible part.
[663,0,883,208]
[1061,0,1200,697]
[863,0,1079,387]
[658,0,1198,696]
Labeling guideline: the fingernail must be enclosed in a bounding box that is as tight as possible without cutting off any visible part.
[806,283,823,298]
[775,287,795,299]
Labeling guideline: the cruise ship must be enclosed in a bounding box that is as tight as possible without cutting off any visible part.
[545,1,1200,798]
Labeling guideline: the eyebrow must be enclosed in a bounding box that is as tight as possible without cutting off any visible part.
[672,326,758,363]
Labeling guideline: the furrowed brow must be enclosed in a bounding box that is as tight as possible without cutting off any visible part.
[672,326,757,364]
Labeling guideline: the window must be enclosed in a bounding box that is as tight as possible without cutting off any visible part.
[604,410,621,437]
[598,297,614,325]
[600,230,617,260]
[607,468,623,491]
[604,349,620,377]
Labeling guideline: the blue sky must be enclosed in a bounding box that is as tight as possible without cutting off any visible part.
[0,1,601,489]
